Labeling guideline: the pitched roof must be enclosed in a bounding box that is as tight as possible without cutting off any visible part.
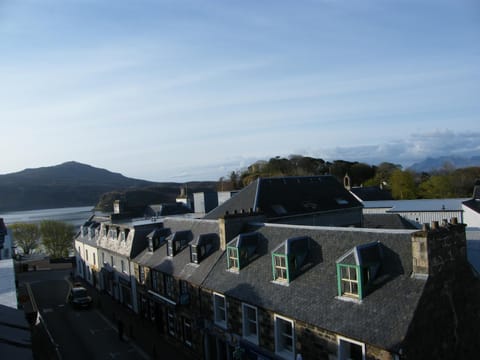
[132,218,220,285]
[204,176,362,220]
[463,185,480,214]
[363,213,418,230]
[202,223,422,351]
[350,186,393,201]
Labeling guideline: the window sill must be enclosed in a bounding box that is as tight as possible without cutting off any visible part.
[335,295,362,304]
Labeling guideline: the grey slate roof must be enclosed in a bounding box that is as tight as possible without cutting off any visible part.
[463,185,480,214]
[363,214,418,230]
[132,217,220,286]
[350,186,393,201]
[205,176,362,220]
[202,223,422,351]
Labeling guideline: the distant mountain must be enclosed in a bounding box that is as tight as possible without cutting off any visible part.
[0,161,157,212]
[408,155,480,173]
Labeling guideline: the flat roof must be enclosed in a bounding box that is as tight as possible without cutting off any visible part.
[0,259,18,308]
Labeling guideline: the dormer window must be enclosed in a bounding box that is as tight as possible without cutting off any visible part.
[336,242,383,300]
[272,236,311,284]
[167,230,192,257]
[227,232,261,272]
[147,228,170,252]
[190,233,218,264]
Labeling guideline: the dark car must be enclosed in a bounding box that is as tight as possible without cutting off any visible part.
[68,286,92,309]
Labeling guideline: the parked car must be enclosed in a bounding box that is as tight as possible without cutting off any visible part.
[68,286,92,309]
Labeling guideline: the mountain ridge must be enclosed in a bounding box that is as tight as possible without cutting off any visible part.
[0,161,216,212]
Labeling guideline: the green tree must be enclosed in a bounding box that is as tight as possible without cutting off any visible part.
[10,223,40,255]
[40,220,75,258]
[390,170,417,199]
[419,175,454,198]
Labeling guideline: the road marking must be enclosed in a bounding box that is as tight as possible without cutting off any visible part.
[58,304,65,308]
[109,352,122,359]
[43,308,53,313]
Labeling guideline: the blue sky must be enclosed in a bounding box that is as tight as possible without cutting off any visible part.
[1,0,479,181]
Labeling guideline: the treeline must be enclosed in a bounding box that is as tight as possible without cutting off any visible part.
[219,155,480,200]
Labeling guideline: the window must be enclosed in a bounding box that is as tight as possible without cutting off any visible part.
[213,293,227,328]
[111,256,115,267]
[183,318,192,346]
[273,254,288,282]
[102,252,105,264]
[151,270,160,292]
[227,247,239,270]
[242,304,258,345]
[227,232,261,271]
[337,336,365,360]
[86,249,89,262]
[272,237,310,284]
[93,253,96,266]
[164,274,175,299]
[190,233,217,264]
[121,260,126,273]
[274,315,295,359]
[167,309,176,336]
[338,264,360,298]
[139,266,145,284]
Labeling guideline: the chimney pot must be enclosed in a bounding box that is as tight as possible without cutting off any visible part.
[451,217,458,225]
[431,221,439,230]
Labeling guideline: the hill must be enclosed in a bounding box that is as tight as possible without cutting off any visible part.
[408,155,480,173]
[0,162,156,212]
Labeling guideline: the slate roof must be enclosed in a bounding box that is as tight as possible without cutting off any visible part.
[205,176,362,220]
[350,186,393,201]
[202,223,423,351]
[363,214,418,230]
[463,185,480,214]
[0,304,32,359]
[96,219,164,259]
[132,218,220,286]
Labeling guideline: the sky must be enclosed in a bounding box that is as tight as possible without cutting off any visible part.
[1,0,479,182]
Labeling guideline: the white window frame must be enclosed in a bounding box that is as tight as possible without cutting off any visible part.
[213,292,227,328]
[183,318,192,346]
[167,308,176,336]
[242,303,259,345]
[337,335,366,360]
[274,314,295,359]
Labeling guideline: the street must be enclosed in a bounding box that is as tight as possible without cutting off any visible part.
[18,269,148,360]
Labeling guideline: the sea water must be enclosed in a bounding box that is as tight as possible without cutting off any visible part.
[0,206,95,228]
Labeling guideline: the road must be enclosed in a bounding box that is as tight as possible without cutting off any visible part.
[19,269,148,360]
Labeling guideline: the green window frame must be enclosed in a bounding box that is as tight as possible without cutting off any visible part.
[337,264,364,299]
[227,246,240,270]
[272,253,290,283]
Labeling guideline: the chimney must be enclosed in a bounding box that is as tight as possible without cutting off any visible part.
[113,200,124,214]
[412,218,467,278]
[218,212,265,251]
